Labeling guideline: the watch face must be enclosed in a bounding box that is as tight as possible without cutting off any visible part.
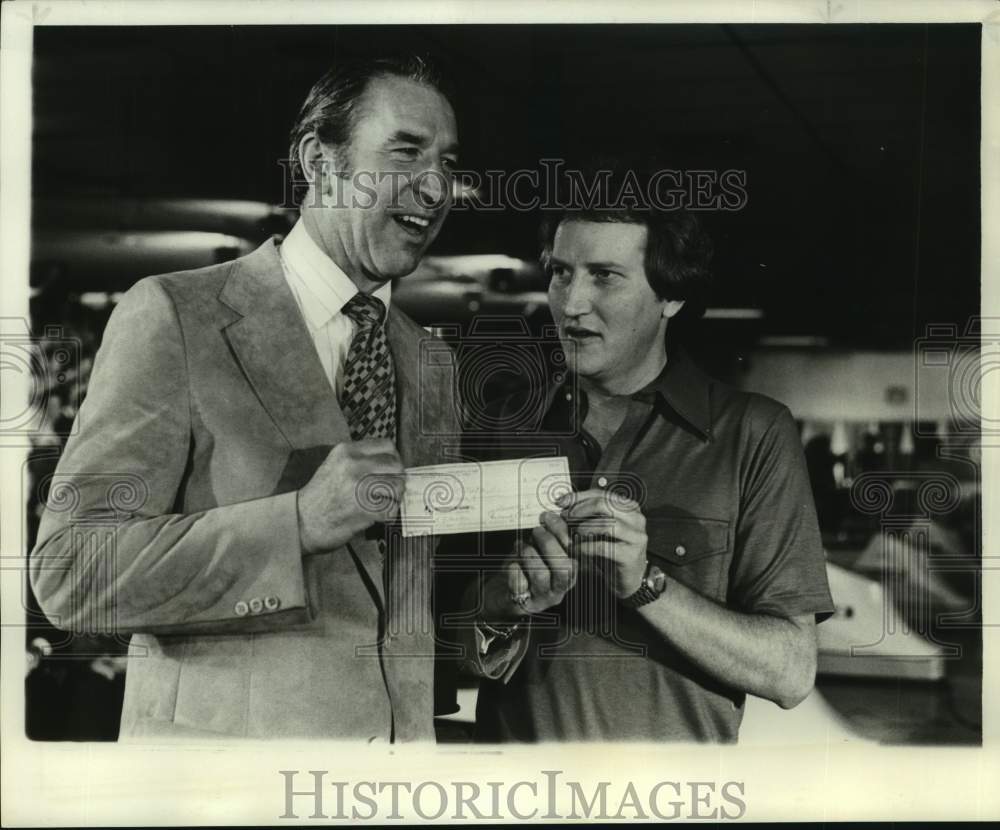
[648,565,667,594]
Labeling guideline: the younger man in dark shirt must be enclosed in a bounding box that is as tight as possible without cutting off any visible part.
[457,182,834,742]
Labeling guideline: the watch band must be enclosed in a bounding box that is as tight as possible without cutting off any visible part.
[621,561,667,609]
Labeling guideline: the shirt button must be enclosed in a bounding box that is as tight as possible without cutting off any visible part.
[597,476,608,488]
[249,597,264,614]
[565,393,573,402]
[264,595,280,611]
[675,545,687,557]
[234,600,249,617]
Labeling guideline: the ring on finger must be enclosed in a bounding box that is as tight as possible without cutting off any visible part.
[509,590,532,609]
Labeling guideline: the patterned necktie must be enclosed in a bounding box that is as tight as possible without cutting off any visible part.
[340,293,396,442]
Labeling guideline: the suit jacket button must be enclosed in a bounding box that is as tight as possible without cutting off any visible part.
[249,597,264,614]
[234,600,249,617]
[675,545,687,557]
[264,595,280,611]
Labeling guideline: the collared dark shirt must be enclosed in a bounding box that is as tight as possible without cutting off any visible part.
[470,344,835,743]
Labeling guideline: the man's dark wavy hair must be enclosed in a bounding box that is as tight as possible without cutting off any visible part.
[287,53,457,184]
[539,161,714,321]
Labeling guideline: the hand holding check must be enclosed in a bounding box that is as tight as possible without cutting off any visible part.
[397,457,650,619]
[556,488,649,599]
[297,439,406,554]
[484,486,651,621]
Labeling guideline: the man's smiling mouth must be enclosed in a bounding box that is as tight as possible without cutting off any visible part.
[393,213,433,235]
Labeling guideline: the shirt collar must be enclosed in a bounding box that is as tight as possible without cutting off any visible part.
[279,218,392,329]
[639,343,713,440]
[544,341,713,441]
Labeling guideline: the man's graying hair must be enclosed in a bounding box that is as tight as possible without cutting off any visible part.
[287,54,456,185]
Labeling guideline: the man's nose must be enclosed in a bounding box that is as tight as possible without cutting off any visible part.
[414,163,450,209]
[560,274,592,316]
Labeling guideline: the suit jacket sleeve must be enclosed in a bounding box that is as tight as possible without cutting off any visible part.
[30,277,313,636]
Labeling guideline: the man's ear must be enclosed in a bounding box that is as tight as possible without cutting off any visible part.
[298,133,338,194]
[662,299,686,319]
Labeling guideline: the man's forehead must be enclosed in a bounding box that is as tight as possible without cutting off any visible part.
[354,75,457,143]
[552,219,648,262]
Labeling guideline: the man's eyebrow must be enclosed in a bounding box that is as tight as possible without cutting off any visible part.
[547,257,628,271]
[386,131,460,157]
[386,130,428,146]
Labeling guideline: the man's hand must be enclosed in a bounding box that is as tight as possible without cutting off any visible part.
[481,513,579,621]
[558,488,648,599]
[296,438,405,554]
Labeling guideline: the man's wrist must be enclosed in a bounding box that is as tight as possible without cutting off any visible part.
[621,561,668,609]
[295,490,321,556]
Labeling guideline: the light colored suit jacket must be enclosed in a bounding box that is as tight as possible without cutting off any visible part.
[30,239,460,741]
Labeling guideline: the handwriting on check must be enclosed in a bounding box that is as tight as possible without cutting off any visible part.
[399,457,572,537]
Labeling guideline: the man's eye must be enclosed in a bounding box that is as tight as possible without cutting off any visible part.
[392,147,420,160]
[593,269,618,282]
[442,157,458,172]
[549,266,570,282]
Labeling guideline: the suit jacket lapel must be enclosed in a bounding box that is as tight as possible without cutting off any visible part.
[218,244,457,616]
[218,239,351,451]
[218,241,388,607]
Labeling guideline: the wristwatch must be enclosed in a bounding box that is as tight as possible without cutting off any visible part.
[620,561,668,609]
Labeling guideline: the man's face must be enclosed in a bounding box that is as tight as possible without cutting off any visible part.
[547,220,681,392]
[311,75,458,286]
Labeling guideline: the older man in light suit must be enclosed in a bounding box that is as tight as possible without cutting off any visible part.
[31,55,462,741]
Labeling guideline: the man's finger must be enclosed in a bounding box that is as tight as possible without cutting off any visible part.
[561,492,616,521]
[572,517,644,545]
[506,560,530,597]
[568,516,618,545]
[519,544,552,596]
[573,538,636,564]
[362,456,406,476]
[539,511,571,550]
[531,525,575,594]
[356,474,405,515]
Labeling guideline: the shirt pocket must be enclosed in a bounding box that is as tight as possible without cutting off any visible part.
[645,515,732,602]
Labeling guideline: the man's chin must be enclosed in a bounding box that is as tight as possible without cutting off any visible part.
[558,348,603,381]
[364,259,421,285]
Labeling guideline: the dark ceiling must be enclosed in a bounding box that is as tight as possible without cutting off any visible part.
[31,24,981,347]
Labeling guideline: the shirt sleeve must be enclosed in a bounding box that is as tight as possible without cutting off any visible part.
[30,277,312,636]
[728,405,836,622]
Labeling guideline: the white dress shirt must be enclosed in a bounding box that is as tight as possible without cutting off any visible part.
[277,219,392,399]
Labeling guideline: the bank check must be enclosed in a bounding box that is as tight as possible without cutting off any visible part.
[400,457,572,537]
